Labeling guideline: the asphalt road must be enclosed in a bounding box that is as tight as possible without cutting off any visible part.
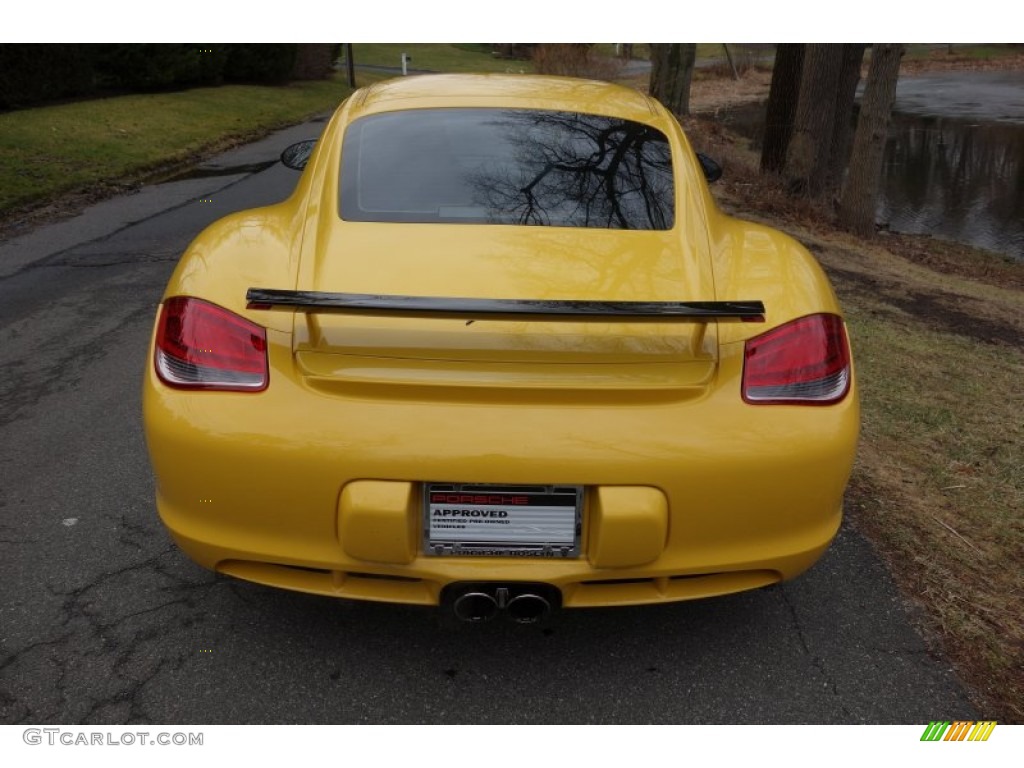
[0,117,978,725]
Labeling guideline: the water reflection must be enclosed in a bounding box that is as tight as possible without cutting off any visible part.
[879,114,1024,259]
[714,98,1024,260]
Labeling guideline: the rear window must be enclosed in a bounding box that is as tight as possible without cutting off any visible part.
[340,108,674,230]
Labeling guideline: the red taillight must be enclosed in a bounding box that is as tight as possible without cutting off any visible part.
[154,297,268,391]
[742,313,851,405]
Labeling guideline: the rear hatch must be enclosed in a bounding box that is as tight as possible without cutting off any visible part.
[287,224,723,391]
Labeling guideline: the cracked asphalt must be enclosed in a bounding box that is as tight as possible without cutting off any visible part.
[0,117,978,725]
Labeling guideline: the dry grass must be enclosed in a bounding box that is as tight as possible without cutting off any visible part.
[846,313,1024,721]
[699,44,774,79]
[531,44,623,81]
[616,66,772,118]
[900,44,1024,73]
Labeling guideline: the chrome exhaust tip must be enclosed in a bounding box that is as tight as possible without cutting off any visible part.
[506,593,551,624]
[452,591,499,623]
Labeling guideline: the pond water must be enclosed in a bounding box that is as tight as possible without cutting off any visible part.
[716,70,1024,260]
[882,71,1023,259]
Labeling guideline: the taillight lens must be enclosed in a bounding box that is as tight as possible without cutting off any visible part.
[155,297,268,391]
[742,313,851,405]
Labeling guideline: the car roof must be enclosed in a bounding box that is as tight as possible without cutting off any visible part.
[348,74,665,124]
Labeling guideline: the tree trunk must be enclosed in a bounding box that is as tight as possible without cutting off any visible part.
[825,44,868,196]
[722,44,739,80]
[761,44,805,173]
[784,44,846,196]
[839,44,904,236]
[649,44,696,116]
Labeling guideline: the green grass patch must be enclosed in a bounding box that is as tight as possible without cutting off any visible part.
[0,43,549,217]
[851,312,1023,491]
[0,75,356,213]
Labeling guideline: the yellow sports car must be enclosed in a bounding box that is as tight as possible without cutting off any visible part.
[143,74,859,623]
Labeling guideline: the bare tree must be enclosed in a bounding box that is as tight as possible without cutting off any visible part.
[839,44,904,236]
[649,44,697,116]
[784,44,847,196]
[825,44,868,194]
[761,44,805,173]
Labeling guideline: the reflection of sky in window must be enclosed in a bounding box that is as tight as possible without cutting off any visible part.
[341,109,675,230]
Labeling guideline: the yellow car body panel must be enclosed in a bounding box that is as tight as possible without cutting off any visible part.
[142,75,859,611]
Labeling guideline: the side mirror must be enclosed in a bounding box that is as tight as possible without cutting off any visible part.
[280,139,317,171]
[696,152,722,184]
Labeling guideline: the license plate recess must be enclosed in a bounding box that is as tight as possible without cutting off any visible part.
[424,483,582,558]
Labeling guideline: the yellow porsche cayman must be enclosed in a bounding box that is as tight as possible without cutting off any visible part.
[143,74,859,623]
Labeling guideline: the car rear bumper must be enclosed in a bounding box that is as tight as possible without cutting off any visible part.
[167,532,833,608]
[144,334,858,608]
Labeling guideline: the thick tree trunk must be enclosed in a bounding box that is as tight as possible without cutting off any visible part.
[839,44,904,236]
[825,44,868,195]
[761,44,805,173]
[785,44,846,196]
[649,44,696,116]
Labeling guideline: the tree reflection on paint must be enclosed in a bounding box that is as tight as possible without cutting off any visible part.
[340,108,675,230]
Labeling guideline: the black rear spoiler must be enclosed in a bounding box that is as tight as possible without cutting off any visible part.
[246,289,765,320]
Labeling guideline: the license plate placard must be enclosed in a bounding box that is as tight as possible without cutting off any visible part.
[424,484,581,558]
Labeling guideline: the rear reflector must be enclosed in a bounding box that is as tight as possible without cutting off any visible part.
[742,314,851,405]
[155,297,268,391]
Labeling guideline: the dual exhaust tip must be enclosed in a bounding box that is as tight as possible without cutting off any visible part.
[448,584,559,624]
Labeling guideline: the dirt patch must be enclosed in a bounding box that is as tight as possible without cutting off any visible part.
[882,233,1024,291]
[883,290,1021,347]
[809,247,1023,348]
[690,70,772,115]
